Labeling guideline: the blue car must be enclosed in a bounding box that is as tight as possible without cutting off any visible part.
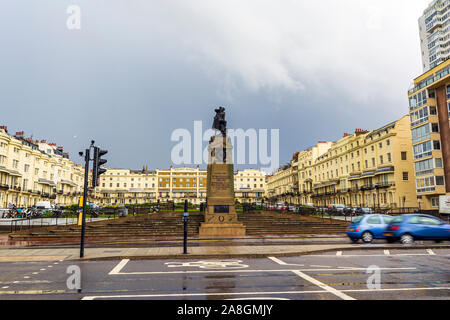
[384,214,450,244]
[346,214,394,243]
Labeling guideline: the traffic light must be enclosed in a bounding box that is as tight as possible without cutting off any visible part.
[92,146,108,187]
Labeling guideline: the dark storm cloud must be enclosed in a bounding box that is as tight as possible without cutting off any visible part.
[0,0,429,171]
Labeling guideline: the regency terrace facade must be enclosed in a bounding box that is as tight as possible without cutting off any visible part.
[267,115,419,210]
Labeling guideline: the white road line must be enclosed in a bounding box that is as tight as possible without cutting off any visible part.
[111,267,416,276]
[427,249,436,255]
[109,259,130,275]
[310,265,332,268]
[342,287,450,293]
[336,251,342,256]
[291,270,356,300]
[82,286,450,300]
[40,269,46,271]
[307,253,433,258]
[32,272,39,275]
[267,257,304,267]
[384,250,390,256]
[81,290,336,300]
[23,276,29,279]
[1,286,8,289]
[268,257,287,265]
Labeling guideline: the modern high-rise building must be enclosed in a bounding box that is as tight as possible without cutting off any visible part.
[418,0,450,72]
[408,60,450,209]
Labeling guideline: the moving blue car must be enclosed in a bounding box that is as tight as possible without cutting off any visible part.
[384,214,450,244]
[346,214,393,243]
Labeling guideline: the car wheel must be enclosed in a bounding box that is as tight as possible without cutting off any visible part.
[400,234,414,245]
[362,231,373,243]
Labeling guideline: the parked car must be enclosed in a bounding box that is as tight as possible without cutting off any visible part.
[343,206,356,215]
[329,204,346,215]
[355,207,374,214]
[346,214,394,243]
[384,214,450,244]
[317,206,328,213]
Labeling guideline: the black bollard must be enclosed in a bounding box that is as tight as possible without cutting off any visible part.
[183,200,188,254]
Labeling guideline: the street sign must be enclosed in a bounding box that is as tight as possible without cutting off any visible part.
[439,195,450,214]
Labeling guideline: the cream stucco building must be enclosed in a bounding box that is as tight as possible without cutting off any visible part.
[0,127,84,208]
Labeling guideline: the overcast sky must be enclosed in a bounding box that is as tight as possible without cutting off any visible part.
[0,0,430,172]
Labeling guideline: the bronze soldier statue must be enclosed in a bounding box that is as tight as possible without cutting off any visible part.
[212,107,227,136]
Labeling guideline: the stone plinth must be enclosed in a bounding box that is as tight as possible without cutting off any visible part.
[199,136,246,237]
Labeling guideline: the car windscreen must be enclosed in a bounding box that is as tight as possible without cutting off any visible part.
[352,216,364,224]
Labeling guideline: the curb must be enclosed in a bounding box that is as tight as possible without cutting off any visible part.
[69,244,450,261]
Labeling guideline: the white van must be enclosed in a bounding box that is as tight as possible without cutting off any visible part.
[35,201,53,210]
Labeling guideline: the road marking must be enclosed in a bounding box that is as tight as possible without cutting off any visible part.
[47,266,53,268]
[32,272,39,275]
[268,257,287,265]
[336,251,342,256]
[427,249,436,255]
[310,265,332,268]
[87,286,450,301]
[268,257,304,267]
[40,269,46,271]
[81,290,339,300]
[109,259,130,275]
[307,253,435,258]
[23,276,29,279]
[384,250,390,256]
[0,289,66,295]
[110,267,416,276]
[165,260,248,269]
[291,270,356,300]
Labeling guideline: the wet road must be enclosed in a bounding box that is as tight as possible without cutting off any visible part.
[0,248,448,300]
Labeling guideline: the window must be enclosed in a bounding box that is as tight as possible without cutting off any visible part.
[367,216,381,224]
[387,153,392,162]
[413,141,434,159]
[435,158,443,168]
[436,176,445,185]
[433,140,441,150]
[372,158,375,167]
[411,124,430,143]
[402,172,409,181]
[431,198,439,207]
[419,216,441,225]
[415,158,435,175]
[386,139,390,146]
[410,106,429,127]
[401,151,407,160]
[379,142,382,149]
[431,123,439,133]
[379,156,383,164]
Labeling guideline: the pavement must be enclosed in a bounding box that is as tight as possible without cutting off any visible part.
[0,241,449,262]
